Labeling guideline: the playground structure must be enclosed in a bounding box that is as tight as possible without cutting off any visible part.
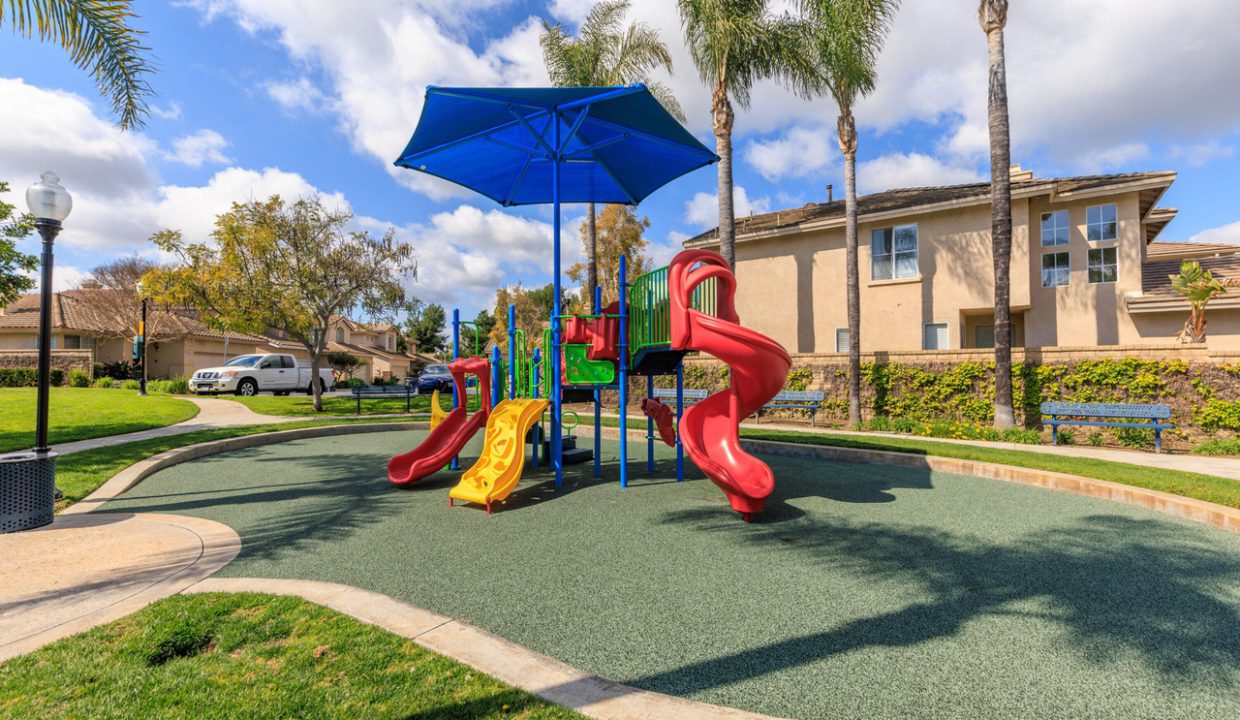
[388,84,789,517]
[386,248,791,518]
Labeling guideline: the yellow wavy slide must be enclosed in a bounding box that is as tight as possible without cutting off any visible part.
[450,398,549,512]
[429,389,449,430]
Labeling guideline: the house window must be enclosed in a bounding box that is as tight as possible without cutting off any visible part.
[835,328,850,353]
[1041,252,1070,287]
[1088,247,1118,283]
[974,325,995,349]
[923,323,949,350]
[1040,210,1069,246]
[62,334,81,349]
[871,224,918,281]
[1086,204,1117,241]
[335,328,344,343]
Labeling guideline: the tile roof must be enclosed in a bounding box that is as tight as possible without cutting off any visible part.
[1146,241,1240,261]
[687,171,1176,245]
[1142,255,1240,296]
[0,291,266,342]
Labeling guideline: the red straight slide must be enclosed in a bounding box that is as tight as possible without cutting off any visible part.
[668,249,791,518]
[388,356,491,486]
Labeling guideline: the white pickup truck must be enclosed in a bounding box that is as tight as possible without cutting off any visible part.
[190,353,334,397]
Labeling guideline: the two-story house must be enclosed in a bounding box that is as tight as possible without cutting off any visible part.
[685,167,1240,353]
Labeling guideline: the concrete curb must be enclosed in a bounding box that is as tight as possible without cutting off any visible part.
[0,512,240,662]
[185,577,786,720]
[580,425,1240,535]
[64,422,427,515]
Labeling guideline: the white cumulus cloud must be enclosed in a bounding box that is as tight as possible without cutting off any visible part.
[684,186,771,228]
[165,129,232,167]
[1189,220,1240,246]
[743,125,836,182]
[857,152,983,194]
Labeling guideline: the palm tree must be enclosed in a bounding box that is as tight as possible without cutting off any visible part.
[980,0,1014,429]
[1171,261,1240,343]
[677,0,813,269]
[799,0,899,427]
[541,1,682,303]
[1,0,154,129]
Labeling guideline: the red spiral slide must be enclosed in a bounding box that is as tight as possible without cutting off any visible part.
[668,250,791,518]
[388,356,491,486]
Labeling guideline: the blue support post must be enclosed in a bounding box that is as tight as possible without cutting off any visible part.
[491,346,501,410]
[531,347,542,467]
[646,373,655,474]
[593,284,602,479]
[507,304,516,400]
[675,361,684,482]
[451,308,461,470]
[618,254,629,489]
[551,112,563,488]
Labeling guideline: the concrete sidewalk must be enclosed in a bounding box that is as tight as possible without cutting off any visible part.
[53,397,301,455]
[596,411,1240,481]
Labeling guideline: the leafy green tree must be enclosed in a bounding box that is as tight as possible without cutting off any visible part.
[980,0,1014,428]
[1171,261,1240,343]
[327,351,362,381]
[471,308,496,354]
[798,0,900,426]
[541,0,681,301]
[403,301,448,357]
[144,196,413,411]
[1,1,155,128]
[568,204,651,305]
[677,0,814,268]
[0,181,38,307]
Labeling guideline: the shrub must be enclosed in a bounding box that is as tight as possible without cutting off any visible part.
[0,368,63,387]
[161,376,190,394]
[1116,427,1155,449]
[96,360,135,380]
[1088,431,1105,446]
[121,379,140,390]
[92,377,116,389]
[1193,438,1240,456]
[1000,428,1042,445]
[67,369,90,387]
[1197,399,1240,433]
[1055,428,1075,445]
[346,377,366,389]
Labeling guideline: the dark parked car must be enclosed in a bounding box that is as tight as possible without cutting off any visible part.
[414,364,453,393]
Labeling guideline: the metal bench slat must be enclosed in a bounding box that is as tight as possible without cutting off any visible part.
[1040,401,1171,419]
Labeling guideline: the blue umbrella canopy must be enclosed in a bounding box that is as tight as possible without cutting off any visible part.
[394,85,717,206]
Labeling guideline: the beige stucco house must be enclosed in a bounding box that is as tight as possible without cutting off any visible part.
[686,167,1240,352]
[0,292,431,381]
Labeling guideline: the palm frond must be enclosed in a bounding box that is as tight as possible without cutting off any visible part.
[799,0,901,108]
[2,0,154,129]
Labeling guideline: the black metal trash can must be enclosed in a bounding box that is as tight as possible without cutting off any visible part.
[0,451,56,533]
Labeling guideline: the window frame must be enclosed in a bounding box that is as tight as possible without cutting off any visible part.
[870,224,919,281]
[923,322,949,351]
[974,324,995,350]
[1086,203,1118,242]
[1041,251,1071,288]
[1087,247,1118,284]
[1040,210,1069,247]
[835,327,850,353]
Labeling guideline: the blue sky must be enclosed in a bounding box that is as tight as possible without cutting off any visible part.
[3,0,1239,323]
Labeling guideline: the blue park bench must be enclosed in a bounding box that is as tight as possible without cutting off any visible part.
[1041,401,1175,453]
[352,384,417,414]
[651,388,826,426]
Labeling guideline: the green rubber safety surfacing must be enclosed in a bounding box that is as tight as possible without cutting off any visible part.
[102,430,1240,720]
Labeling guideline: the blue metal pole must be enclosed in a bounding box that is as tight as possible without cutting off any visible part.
[531,347,541,467]
[507,303,516,400]
[451,308,460,470]
[551,110,563,488]
[491,346,501,410]
[618,254,628,489]
[676,360,684,482]
[646,373,654,473]
[593,284,602,479]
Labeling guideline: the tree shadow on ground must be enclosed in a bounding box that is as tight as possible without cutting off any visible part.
[633,508,1240,697]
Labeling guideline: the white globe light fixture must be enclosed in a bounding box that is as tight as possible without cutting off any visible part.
[26,171,73,224]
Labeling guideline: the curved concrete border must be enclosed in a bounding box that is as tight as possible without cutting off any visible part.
[185,577,784,720]
[583,425,1240,535]
[64,421,426,514]
[0,512,239,662]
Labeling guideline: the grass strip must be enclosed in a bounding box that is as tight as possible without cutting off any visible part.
[0,592,584,720]
[595,415,1240,509]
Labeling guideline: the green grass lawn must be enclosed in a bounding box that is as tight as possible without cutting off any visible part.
[231,392,482,417]
[0,592,584,720]
[0,388,199,454]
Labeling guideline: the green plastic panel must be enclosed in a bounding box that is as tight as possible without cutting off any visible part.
[628,265,718,352]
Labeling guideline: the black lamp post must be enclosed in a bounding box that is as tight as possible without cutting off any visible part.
[135,280,147,396]
[27,173,72,453]
[0,172,71,533]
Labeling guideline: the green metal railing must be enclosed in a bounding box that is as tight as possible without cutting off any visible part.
[627,265,718,352]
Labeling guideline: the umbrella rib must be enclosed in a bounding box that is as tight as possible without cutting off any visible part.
[593,152,638,205]
[564,134,626,159]
[512,108,556,157]
[487,136,548,158]
[588,116,718,160]
[397,111,547,164]
[556,84,645,112]
[503,115,554,206]
[561,106,591,153]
